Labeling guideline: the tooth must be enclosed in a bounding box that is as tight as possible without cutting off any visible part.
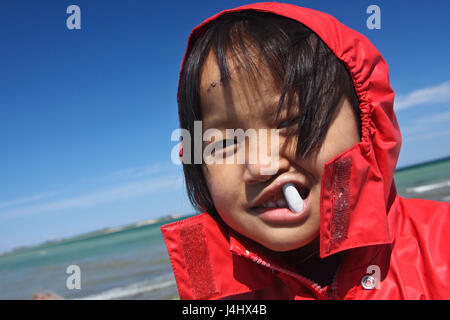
[282,183,304,213]
[277,198,287,207]
[266,201,276,208]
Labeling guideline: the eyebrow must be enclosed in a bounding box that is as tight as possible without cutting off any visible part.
[202,117,235,131]
[203,103,293,131]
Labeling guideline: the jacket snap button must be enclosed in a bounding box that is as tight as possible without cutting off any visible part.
[361,275,376,290]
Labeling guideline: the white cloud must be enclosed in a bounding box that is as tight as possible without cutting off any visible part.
[0,193,54,210]
[406,128,450,143]
[412,109,450,125]
[394,81,450,111]
[0,175,183,222]
[399,103,450,141]
[111,162,171,180]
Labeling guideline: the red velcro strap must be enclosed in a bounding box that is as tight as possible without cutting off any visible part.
[331,158,351,244]
[180,222,218,299]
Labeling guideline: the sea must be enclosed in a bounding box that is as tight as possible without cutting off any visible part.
[0,157,449,300]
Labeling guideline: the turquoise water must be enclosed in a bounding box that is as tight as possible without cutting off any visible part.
[395,157,450,201]
[0,218,186,300]
[0,157,449,300]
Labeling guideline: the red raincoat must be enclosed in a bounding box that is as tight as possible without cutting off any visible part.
[161,2,450,299]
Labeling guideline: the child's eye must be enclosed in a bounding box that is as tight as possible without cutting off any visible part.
[212,138,238,150]
[277,120,289,128]
[277,118,298,129]
[203,137,240,163]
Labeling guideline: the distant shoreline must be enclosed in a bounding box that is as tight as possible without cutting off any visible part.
[396,155,450,172]
[0,213,193,257]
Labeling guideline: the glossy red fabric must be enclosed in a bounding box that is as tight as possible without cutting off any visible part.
[161,2,450,299]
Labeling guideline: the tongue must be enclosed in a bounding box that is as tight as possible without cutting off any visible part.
[282,183,304,213]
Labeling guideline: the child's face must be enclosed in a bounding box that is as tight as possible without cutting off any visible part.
[199,51,360,252]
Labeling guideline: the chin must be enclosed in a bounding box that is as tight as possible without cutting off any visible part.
[254,231,317,252]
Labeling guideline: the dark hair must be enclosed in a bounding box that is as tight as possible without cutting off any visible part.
[178,10,361,216]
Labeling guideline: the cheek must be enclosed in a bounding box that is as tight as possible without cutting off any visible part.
[202,164,241,209]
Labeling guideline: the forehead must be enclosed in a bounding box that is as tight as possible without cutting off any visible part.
[199,50,291,129]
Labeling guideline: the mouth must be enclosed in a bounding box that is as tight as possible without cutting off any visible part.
[248,181,311,223]
[252,185,310,209]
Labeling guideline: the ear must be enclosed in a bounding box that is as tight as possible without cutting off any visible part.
[179,136,183,162]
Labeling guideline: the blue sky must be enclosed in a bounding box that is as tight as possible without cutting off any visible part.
[0,0,449,253]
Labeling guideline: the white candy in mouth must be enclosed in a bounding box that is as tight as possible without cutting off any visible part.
[282,183,304,213]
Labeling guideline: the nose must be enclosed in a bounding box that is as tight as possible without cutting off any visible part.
[243,134,290,184]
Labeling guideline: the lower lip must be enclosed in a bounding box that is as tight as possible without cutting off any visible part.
[250,198,310,224]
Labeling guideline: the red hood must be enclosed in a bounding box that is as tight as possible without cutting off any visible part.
[176,1,401,257]
[161,2,430,300]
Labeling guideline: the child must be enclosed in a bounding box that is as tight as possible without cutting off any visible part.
[161,2,450,299]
